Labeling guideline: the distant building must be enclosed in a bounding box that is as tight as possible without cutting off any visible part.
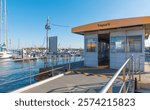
[72,16,150,71]
[49,36,57,54]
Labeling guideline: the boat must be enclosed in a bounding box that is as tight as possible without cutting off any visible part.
[0,43,12,59]
[0,51,12,59]
[0,0,12,59]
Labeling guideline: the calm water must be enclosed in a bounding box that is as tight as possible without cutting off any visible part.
[0,56,83,93]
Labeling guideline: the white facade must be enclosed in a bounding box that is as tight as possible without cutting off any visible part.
[110,29,145,71]
[84,34,98,66]
[84,28,145,71]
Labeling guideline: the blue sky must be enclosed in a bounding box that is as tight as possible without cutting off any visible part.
[3,0,150,48]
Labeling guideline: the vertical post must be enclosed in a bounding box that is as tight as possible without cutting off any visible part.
[107,86,112,93]
[74,56,75,62]
[128,59,132,92]
[4,0,8,49]
[62,55,64,64]
[68,55,71,71]
[139,56,141,81]
[22,49,24,59]
[0,0,2,43]
[132,57,134,80]
[122,67,126,93]
[45,17,50,68]
[44,56,48,68]
[51,55,54,76]
[128,59,131,80]
[56,55,57,66]
[29,59,32,84]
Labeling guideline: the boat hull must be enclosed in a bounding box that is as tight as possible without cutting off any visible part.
[0,52,12,59]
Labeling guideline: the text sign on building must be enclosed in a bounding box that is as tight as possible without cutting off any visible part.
[97,23,110,29]
[49,36,57,53]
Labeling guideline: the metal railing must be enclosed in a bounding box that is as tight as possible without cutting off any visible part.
[0,66,64,86]
[130,53,150,82]
[0,55,84,92]
[100,55,134,93]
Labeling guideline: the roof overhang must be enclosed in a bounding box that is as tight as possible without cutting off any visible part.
[72,16,150,36]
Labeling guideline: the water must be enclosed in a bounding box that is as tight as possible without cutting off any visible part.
[0,56,83,93]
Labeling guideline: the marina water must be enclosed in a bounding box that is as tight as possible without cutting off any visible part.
[0,56,84,93]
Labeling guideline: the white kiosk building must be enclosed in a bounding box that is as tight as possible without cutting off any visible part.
[72,16,150,71]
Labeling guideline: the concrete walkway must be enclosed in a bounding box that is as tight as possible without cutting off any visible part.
[15,73,110,93]
[12,67,122,93]
[135,73,150,93]
[72,67,117,76]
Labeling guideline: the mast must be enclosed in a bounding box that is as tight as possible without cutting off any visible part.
[45,16,50,52]
[44,17,50,68]
[0,0,2,43]
[4,0,8,49]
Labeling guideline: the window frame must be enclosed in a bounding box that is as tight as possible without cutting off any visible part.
[110,36,126,53]
[86,38,97,52]
[127,35,142,53]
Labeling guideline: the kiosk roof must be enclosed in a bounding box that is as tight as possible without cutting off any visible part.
[72,16,150,35]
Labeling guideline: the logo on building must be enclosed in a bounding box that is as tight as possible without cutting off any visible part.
[97,23,110,28]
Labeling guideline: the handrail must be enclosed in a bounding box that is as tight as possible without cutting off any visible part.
[0,56,84,88]
[0,55,84,63]
[100,55,133,93]
[0,66,64,86]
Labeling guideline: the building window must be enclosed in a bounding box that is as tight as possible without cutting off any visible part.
[110,36,126,53]
[127,35,142,52]
[86,38,97,52]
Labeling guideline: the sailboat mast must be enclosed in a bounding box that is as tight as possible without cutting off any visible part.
[4,0,8,49]
[0,0,2,43]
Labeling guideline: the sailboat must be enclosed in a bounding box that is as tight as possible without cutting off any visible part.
[0,43,12,59]
[0,0,12,59]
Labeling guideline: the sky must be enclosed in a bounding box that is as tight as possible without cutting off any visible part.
[1,0,150,49]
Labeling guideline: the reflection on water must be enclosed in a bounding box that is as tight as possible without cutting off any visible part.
[0,56,83,93]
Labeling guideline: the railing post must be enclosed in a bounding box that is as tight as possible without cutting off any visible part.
[68,55,71,71]
[128,59,132,92]
[51,55,54,76]
[139,56,141,81]
[128,60,131,80]
[122,67,126,93]
[29,59,32,84]
[132,57,134,80]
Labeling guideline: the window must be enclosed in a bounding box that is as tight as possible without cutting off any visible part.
[86,38,97,52]
[127,35,142,52]
[110,36,126,53]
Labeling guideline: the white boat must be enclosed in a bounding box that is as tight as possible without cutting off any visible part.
[0,44,12,59]
[0,51,12,59]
